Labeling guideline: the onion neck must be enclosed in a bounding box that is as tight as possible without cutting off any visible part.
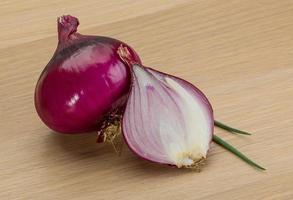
[57,15,80,44]
[117,45,140,67]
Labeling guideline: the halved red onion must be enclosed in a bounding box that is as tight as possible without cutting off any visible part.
[118,46,213,169]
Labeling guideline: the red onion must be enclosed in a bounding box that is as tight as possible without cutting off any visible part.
[118,46,213,169]
[118,46,264,170]
[34,15,141,134]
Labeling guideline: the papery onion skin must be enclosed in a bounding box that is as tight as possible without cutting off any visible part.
[34,15,141,134]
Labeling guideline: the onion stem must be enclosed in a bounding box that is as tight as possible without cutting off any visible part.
[215,120,251,135]
[212,135,265,170]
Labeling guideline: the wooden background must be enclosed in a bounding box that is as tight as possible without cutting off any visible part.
[1,0,293,199]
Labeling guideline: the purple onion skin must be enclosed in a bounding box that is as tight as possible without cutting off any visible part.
[34,15,141,134]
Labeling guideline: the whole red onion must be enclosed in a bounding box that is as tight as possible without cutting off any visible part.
[35,15,141,134]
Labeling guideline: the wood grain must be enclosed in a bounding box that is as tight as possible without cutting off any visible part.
[1,0,293,199]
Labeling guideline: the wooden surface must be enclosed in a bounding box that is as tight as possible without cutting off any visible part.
[1,1,293,199]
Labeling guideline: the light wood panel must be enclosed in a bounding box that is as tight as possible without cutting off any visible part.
[1,1,293,199]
